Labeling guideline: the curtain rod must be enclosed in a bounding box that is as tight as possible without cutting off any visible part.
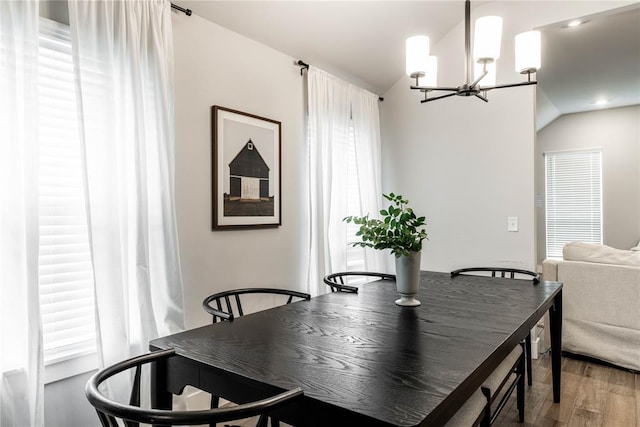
[171,2,192,16]
[297,60,383,102]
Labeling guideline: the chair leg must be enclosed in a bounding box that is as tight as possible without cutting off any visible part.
[209,395,220,427]
[525,333,533,386]
[480,388,491,427]
[256,414,268,427]
[517,354,525,423]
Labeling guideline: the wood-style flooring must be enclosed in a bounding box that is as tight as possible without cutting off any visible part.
[494,353,639,427]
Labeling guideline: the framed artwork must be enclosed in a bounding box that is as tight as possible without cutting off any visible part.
[212,106,282,229]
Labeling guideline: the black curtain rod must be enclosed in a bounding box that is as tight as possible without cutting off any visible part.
[296,60,383,102]
[171,2,192,16]
[297,60,309,75]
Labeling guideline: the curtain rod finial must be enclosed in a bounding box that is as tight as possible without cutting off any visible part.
[297,60,309,75]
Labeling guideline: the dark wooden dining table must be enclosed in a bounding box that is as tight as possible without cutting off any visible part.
[149,271,562,426]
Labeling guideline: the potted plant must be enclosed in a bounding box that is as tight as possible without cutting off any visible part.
[344,193,428,306]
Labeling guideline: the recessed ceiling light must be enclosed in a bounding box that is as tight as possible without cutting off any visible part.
[594,99,608,106]
[567,20,583,27]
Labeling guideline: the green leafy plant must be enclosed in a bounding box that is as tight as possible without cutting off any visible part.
[344,193,428,258]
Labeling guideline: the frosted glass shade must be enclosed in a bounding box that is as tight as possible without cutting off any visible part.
[474,61,496,86]
[515,31,541,73]
[406,35,430,77]
[418,56,438,86]
[473,16,503,61]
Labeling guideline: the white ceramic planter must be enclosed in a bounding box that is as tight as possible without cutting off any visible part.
[394,251,421,306]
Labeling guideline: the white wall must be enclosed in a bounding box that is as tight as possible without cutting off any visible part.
[536,106,640,262]
[379,1,632,273]
[172,12,308,328]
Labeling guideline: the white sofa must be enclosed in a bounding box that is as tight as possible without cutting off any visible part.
[542,242,640,371]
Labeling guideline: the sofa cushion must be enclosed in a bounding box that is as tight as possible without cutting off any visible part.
[563,242,640,267]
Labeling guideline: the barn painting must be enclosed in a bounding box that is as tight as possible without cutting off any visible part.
[228,139,270,200]
[212,105,281,229]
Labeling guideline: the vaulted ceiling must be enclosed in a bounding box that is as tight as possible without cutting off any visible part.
[536,5,640,128]
[179,1,484,94]
[180,1,640,127]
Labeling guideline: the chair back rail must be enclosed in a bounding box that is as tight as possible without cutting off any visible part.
[323,271,395,293]
[451,267,540,283]
[203,288,311,323]
[86,348,303,426]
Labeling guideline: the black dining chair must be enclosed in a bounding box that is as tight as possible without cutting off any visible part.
[451,267,539,387]
[202,288,311,323]
[323,271,395,293]
[202,287,310,426]
[85,348,303,427]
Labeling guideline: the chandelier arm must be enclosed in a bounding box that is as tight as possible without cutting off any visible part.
[480,81,537,91]
[410,86,459,92]
[474,93,489,102]
[421,92,458,103]
[469,69,488,90]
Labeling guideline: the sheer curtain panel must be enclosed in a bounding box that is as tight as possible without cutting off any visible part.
[350,89,384,273]
[307,67,385,296]
[0,1,44,425]
[68,0,185,399]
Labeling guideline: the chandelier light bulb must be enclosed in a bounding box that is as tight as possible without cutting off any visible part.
[515,30,541,73]
[406,35,430,78]
[473,16,503,62]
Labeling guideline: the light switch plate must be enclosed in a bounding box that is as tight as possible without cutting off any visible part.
[508,216,518,232]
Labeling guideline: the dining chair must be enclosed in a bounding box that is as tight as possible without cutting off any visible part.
[450,267,539,387]
[202,288,311,323]
[85,348,303,427]
[323,271,395,293]
[202,287,310,426]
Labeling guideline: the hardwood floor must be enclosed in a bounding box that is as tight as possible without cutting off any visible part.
[493,352,639,427]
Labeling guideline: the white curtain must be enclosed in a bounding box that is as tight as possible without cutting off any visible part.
[68,0,185,397]
[0,1,44,426]
[307,67,385,296]
[351,89,385,273]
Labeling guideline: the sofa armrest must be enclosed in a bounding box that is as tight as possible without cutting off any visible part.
[542,259,560,281]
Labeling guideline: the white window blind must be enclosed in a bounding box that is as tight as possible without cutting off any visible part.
[37,18,97,365]
[545,149,603,258]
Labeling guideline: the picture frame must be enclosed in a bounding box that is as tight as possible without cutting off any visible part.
[212,106,282,229]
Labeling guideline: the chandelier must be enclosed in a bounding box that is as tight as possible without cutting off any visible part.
[406,0,541,103]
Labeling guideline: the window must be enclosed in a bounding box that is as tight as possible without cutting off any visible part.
[545,149,603,258]
[37,18,97,378]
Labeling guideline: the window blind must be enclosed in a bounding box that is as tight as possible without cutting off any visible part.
[545,149,603,258]
[38,18,97,365]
